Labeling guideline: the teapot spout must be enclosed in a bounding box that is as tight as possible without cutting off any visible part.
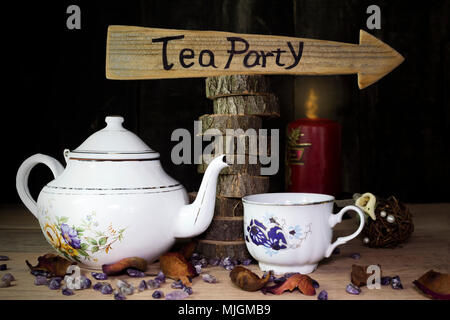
[174,155,228,238]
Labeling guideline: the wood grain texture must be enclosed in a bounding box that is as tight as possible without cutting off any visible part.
[198,159,261,175]
[213,94,280,117]
[106,26,404,89]
[188,193,243,217]
[0,204,448,299]
[217,174,270,198]
[206,75,271,99]
[196,239,251,260]
[199,114,262,133]
[200,217,244,241]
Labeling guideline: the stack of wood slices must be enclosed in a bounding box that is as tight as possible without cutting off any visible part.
[192,75,280,260]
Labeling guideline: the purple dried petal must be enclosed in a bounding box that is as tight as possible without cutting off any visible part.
[100,283,113,294]
[208,258,220,266]
[241,259,252,266]
[311,279,320,288]
[284,272,300,278]
[126,268,146,277]
[197,258,208,268]
[171,280,185,289]
[48,278,61,290]
[80,276,91,289]
[2,273,15,283]
[93,282,104,291]
[350,253,361,260]
[31,270,50,278]
[318,290,328,300]
[0,264,7,271]
[138,280,148,292]
[114,291,126,300]
[332,247,341,254]
[34,275,48,286]
[346,283,361,295]
[0,256,9,261]
[221,257,233,266]
[62,287,74,296]
[224,264,235,271]
[166,290,189,300]
[183,286,193,295]
[147,279,160,289]
[274,276,286,284]
[91,272,108,280]
[381,276,392,286]
[391,276,403,289]
[201,273,217,283]
[152,290,164,299]
[191,253,201,260]
[194,265,202,274]
[0,280,11,288]
[155,271,166,283]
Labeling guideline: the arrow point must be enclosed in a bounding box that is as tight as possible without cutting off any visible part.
[357,30,404,89]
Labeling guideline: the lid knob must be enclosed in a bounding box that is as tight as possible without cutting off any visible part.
[105,116,125,130]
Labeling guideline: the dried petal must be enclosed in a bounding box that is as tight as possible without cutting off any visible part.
[241,259,252,266]
[0,264,7,271]
[0,256,9,261]
[102,257,147,276]
[138,280,148,292]
[155,271,166,284]
[48,278,62,290]
[91,272,108,280]
[194,265,202,274]
[381,276,391,286]
[208,258,220,266]
[166,290,189,300]
[261,273,316,295]
[159,252,197,285]
[317,290,328,300]
[117,279,134,295]
[152,290,164,299]
[171,279,185,289]
[114,291,126,300]
[346,283,361,295]
[413,270,450,300]
[0,280,11,288]
[183,286,193,295]
[148,279,161,289]
[351,264,382,287]
[230,266,271,292]
[34,275,48,286]
[80,276,91,289]
[26,254,75,277]
[100,283,113,294]
[311,279,320,288]
[350,253,361,260]
[126,268,146,277]
[202,273,217,284]
[1,273,14,283]
[62,287,74,296]
[391,276,403,289]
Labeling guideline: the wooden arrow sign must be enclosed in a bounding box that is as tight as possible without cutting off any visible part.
[106,26,404,89]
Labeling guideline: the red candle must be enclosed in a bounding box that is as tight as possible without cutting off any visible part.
[286,118,341,196]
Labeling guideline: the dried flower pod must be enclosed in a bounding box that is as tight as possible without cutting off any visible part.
[351,264,382,287]
[230,266,271,292]
[413,270,450,300]
[26,253,75,277]
[102,257,147,276]
[159,252,197,285]
[261,273,316,295]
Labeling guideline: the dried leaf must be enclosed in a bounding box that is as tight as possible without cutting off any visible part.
[159,252,197,285]
[229,266,271,292]
[351,264,382,287]
[102,257,147,276]
[26,253,75,277]
[413,270,450,300]
[261,274,316,295]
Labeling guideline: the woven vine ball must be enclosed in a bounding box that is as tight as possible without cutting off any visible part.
[362,196,414,248]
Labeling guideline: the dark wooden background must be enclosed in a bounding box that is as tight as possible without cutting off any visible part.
[3,0,449,204]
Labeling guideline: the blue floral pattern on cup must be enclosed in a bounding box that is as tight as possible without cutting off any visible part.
[245,215,312,255]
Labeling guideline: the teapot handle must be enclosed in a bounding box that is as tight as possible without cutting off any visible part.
[16,154,64,218]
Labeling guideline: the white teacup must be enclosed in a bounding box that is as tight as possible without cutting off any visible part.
[242,193,365,274]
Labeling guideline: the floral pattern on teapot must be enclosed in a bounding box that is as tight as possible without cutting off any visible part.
[244,213,312,256]
[40,209,127,263]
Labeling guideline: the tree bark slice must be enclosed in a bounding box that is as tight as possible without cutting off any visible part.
[198,157,261,175]
[206,75,271,99]
[213,94,280,117]
[198,135,272,156]
[199,114,262,133]
[217,174,270,198]
[196,239,251,260]
[188,193,244,217]
[200,217,244,241]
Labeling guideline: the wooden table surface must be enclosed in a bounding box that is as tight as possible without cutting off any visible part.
[0,203,448,300]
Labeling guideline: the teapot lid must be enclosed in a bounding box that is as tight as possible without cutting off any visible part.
[69,116,159,160]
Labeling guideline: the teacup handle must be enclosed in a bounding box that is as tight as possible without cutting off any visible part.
[325,205,365,258]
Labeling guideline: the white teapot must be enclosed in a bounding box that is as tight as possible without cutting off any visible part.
[16,116,228,269]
